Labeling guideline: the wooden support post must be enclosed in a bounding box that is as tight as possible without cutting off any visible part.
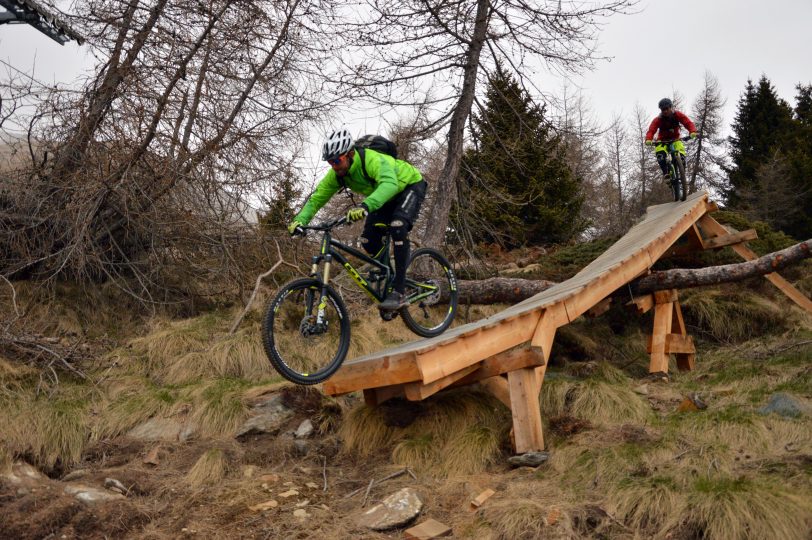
[507,367,545,453]
[648,289,696,374]
[671,300,695,371]
[649,295,674,374]
[477,376,511,409]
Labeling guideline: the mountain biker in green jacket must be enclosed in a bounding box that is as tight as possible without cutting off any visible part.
[288,129,428,312]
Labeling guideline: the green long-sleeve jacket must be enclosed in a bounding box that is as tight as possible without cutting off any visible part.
[293,149,423,225]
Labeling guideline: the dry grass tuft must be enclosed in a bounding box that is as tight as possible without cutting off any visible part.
[480,499,565,540]
[1,386,94,469]
[93,378,181,440]
[682,289,792,343]
[186,448,228,488]
[0,444,11,474]
[339,405,396,457]
[190,379,249,437]
[673,477,810,540]
[541,364,651,425]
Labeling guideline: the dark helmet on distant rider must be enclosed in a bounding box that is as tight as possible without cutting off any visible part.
[322,129,354,161]
[658,98,673,110]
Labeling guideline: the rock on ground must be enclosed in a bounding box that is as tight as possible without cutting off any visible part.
[357,487,424,531]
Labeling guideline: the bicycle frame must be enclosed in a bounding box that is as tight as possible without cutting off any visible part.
[302,220,440,307]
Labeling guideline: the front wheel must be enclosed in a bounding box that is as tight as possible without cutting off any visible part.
[674,153,687,201]
[261,278,351,385]
[400,248,458,338]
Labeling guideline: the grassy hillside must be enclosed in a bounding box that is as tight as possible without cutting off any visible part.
[1,232,811,538]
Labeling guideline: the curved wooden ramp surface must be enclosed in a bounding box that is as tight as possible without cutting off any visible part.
[322,190,811,453]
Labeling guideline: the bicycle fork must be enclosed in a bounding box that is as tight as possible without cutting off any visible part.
[309,239,333,327]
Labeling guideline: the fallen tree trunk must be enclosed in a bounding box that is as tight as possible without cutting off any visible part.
[454,277,556,304]
[446,239,811,304]
[635,238,811,293]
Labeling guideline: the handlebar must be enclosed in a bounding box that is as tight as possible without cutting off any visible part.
[292,216,348,236]
[652,135,697,144]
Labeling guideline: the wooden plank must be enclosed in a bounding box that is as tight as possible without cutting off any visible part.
[703,229,758,249]
[451,347,545,388]
[508,367,545,453]
[322,353,422,396]
[664,223,707,257]
[404,364,480,401]
[469,489,496,510]
[587,297,612,318]
[416,312,540,384]
[649,301,673,373]
[676,352,696,371]
[404,518,452,539]
[628,294,655,314]
[646,334,696,354]
[531,304,566,391]
[563,261,652,322]
[654,289,679,304]
[644,194,711,265]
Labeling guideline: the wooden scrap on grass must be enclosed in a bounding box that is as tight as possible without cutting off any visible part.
[404,518,452,539]
[469,488,495,511]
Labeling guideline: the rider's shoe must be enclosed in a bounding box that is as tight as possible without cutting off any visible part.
[379,291,407,312]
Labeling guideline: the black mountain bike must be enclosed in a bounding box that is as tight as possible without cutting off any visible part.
[655,136,695,202]
[262,217,458,385]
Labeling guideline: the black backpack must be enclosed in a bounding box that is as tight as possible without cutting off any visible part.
[354,134,398,159]
[337,134,398,191]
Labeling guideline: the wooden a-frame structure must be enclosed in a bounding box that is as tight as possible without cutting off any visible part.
[323,191,812,454]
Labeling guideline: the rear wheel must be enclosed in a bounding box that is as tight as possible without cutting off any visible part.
[262,278,351,385]
[400,248,458,337]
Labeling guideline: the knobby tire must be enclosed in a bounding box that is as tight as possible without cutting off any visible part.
[262,277,351,385]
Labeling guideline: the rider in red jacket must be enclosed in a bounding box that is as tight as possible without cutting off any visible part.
[645,98,698,179]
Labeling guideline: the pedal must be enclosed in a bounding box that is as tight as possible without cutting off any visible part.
[379,310,399,321]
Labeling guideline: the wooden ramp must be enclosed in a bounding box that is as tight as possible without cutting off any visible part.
[323,191,812,453]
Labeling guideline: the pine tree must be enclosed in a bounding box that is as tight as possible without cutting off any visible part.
[727,76,795,207]
[689,72,726,194]
[455,65,584,248]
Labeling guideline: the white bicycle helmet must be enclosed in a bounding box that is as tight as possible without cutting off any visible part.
[322,128,354,161]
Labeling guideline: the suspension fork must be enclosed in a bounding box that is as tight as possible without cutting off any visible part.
[309,233,333,325]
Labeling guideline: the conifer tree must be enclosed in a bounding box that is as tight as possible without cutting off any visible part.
[455,65,583,248]
[727,76,794,207]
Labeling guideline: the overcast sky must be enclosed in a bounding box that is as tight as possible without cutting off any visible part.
[2,0,810,145]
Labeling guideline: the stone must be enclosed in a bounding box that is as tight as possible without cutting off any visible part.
[305,482,320,489]
[758,393,810,418]
[104,477,128,495]
[293,509,309,519]
[278,489,299,498]
[357,488,424,531]
[248,499,278,512]
[633,384,649,396]
[242,465,259,478]
[64,484,126,504]
[61,469,90,482]
[260,473,280,484]
[295,499,310,507]
[508,451,550,468]
[293,440,310,455]
[3,462,48,488]
[236,394,294,437]
[295,419,314,438]
[127,417,195,442]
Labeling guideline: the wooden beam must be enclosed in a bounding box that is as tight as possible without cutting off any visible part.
[703,229,758,249]
[476,376,511,408]
[416,311,540,384]
[323,353,422,396]
[627,294,655,314]
[664,223,707,257]
[698,215,812,314]
[404,364,481,401]
[363,385,406,406]
[587,297,612,318]
[649,300,674,373]
[646,333,696,354]
[451,347,545,388]
[508,367,545,453]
